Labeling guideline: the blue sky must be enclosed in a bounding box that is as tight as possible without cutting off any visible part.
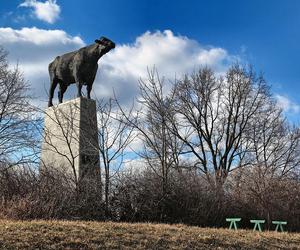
[1,0,300,122]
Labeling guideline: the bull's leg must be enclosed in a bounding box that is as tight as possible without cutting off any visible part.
[58,84,67,104]
[86,84,92,99]
[76,82,83,98]
[48,79,58,107]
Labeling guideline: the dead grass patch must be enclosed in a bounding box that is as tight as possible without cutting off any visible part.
[0,220,299,249]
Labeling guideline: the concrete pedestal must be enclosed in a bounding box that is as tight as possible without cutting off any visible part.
[40,97,101,190]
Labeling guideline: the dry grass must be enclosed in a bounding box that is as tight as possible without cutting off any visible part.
[0,220,299,249]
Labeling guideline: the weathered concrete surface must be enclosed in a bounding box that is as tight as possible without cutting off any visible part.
[40,97,101,188]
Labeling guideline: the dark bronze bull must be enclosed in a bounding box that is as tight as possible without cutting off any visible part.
[48,36,115,107]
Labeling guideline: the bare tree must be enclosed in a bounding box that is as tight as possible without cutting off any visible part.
[114,68,186,223]
[0,47,37,171]
[168,65,270,189]
[40,102,81,187]
[96,98,135,216]
[135,69,184,194]
[229,99,300,227]
[250,103,300,177]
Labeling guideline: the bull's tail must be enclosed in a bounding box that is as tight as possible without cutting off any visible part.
[48,56,60,77]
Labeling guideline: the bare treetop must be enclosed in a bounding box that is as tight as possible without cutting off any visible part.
[48,36,115,107]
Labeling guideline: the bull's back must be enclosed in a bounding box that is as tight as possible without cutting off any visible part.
[49,51,77,83]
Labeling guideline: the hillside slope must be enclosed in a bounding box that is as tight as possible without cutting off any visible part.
[0,220,299,249]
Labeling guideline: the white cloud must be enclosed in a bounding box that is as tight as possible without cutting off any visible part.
[275,94,300,114]
[19,0,61,24]
[104,30,232,78]
[0,28,235,107]
[122,158,147,174]
[0,27,84,105]
[0,27,83,46]
[96,30,236,105]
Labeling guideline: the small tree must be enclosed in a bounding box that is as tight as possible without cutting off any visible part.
[230,99,300,228]
[136,69,184,194]
[41,103,82,187]
[0,47,36,171]
[116,68,185,221]
[97,98,135,216]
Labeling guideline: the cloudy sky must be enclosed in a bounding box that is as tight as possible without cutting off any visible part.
[1,0,300,122]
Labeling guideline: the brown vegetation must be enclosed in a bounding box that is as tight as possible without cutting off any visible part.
[0,47,300,234]
[0,220,300,250]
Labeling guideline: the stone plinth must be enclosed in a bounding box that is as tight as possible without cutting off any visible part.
[40,97,101,189]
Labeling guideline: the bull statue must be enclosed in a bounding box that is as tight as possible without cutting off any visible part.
[48,36,115,107]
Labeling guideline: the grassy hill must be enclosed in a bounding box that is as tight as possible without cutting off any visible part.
[0,220,299,249]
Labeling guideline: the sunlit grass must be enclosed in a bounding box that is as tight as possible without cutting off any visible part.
[0,220,299,249]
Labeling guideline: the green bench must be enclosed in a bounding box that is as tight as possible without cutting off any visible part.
[250,220,265,232]
[226,218,241,230]
[272,221,287,232]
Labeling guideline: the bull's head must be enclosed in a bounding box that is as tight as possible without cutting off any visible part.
[95,36,115,54]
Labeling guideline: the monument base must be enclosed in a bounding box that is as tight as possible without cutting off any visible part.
[40,97,101,193]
